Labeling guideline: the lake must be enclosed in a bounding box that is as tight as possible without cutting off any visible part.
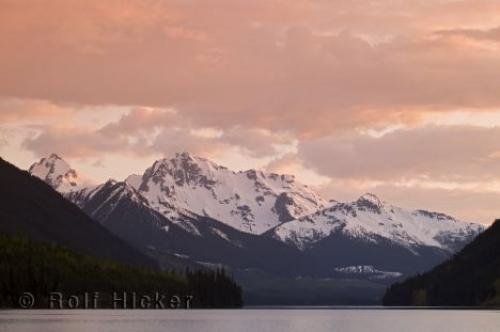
[0,309,499,332]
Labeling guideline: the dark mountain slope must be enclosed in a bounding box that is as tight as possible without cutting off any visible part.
[300,232,451,276]
[383,219,500,306]
[0,234,243,308]
[69,180,306,276]
[0,158,155,268]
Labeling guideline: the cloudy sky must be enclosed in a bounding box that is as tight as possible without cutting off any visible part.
[1,0,500,224]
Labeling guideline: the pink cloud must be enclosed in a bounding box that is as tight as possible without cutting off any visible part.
[299,126,500,181]
[1,1,500,136]
[0,99,74,122]
[20,106,293,160]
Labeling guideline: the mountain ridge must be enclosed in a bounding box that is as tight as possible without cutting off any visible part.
[132,152,328,234]
[271,193,482,252]
[29,152,483,245]
[26,152,486,304]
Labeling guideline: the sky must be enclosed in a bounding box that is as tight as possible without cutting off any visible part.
[1,0,500,225]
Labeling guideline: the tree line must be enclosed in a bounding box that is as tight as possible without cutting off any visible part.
[0,234,242,308]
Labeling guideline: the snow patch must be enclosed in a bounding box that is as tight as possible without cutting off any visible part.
[334,265,402,279]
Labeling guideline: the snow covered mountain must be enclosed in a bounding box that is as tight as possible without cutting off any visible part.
[28,153,484,279]
[28,153,81,192]
[271,193,484,252]
[66,177,305,274]
[28,153,483,248]
[125,152,327,234]
[26,152,487,303]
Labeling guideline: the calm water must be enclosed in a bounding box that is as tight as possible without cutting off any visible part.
[0,309,499,332]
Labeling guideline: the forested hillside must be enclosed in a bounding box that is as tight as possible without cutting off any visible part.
[0,234,242,308]
[383,219,500,306]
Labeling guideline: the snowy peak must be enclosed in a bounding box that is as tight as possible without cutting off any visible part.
[272,194,484,252]
[140,152,229,190]
[29,154,80,193]
[357,193,383,206]
[131,153,327,234]
[355,193,385,214]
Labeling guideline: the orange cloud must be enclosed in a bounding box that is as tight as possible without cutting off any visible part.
[0,99,74,123]
[2,1,500,136]
[299,126,500,181]
[19,106,294,160]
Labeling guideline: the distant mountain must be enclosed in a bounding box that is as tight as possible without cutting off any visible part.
[269,194,483,276]
[28,154,81,192]
[383,219,500,306]
[272,193,482,252]
[67,179,304,275]
[125,152,327,234]
[63,177,395,304]
[0,157,155,268]
[28,153,486,304]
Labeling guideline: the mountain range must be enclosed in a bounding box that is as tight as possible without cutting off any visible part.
[28,152,485,304]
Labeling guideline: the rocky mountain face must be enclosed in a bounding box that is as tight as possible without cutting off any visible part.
[28,153,485,304]
[271,193,482,253]
[123,152,327,234]
[68,178,304,275]
[28,154,80,193]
